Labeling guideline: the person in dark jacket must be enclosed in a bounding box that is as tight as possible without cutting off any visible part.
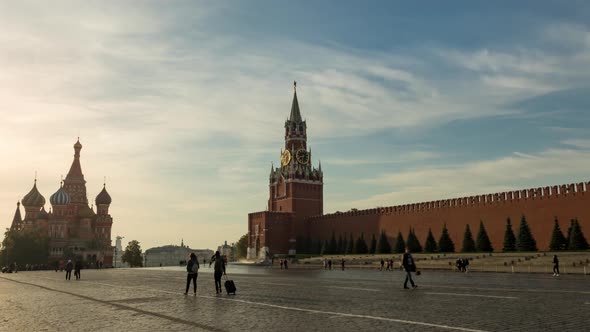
[401,248,417,289]
[65,260,73,280]
[209,251,225,294]
[553,255,560,276]
[74,261,82,280]
[185,253,199,295]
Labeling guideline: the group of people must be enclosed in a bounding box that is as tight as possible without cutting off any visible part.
[379,258,396,271]
[64,260,82,280]
[455,258,470,273]
[322,258,346,270]
[279,259,289,270]
[184,250,227,295]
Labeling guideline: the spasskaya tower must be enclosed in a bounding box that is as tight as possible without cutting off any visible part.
[248,82,323,259]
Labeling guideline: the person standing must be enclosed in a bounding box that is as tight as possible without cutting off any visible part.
[328,259,332,270]
[283,259,288,270]
[553,255,560,277]
[280,259,284,270]
[323,258,328,270]
[380,259,385,271]
[341,258,345,271]
[65,260,73,280]
[401,248,417,289]
[74,260,81,280]
[185,253,199,295]
[209,251,225,294]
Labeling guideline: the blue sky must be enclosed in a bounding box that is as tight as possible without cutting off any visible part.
[1,1,589,250]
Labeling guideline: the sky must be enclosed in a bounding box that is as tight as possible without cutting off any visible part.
[1,1,590,251]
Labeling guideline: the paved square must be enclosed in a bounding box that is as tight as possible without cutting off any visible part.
[1,266,589,331]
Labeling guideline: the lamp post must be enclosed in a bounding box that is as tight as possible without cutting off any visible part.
[114,246,117,268]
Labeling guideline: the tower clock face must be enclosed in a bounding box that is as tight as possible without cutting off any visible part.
[296,149,309,164]
[281,150,291,166]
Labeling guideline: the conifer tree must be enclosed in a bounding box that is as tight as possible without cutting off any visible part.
[328,231,338,254]
[337,234,344,254]
[516,215,538,251]
[377,231,392,254]
[566,219,575,245]
[438,223,455,253]
[424,228,438,253]
[406,228,422,253]
[549,218,567,251]
[567,219,589,250]
[346,233,354,254]
[369,234,377,254]
[461,224,476,252]
[394,231,406,253]
[475,221,493,252]
[315,239,323,255]
[502,218,516,252]
[355,233,368,254]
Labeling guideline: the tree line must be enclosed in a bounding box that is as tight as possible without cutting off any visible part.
[295,215,589,255]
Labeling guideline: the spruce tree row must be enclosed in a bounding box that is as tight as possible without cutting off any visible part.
[297,215,588,255]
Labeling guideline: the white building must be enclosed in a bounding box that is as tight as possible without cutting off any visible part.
[145,240,213,267]
[113,236,128,268]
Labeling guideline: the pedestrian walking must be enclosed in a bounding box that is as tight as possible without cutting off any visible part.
[380,259,385,271]
[74,260,81,280]
[341,258,345,271]
[463,258,470,273]
[280,259,284,270]
[284,259,288,270]
[401,248,417,289]
[328,259,332,270]
[323,258,328,270]
[553,254,560,276]
[209,251,225,294]
[65,260,73,280]
[185,253,199,295]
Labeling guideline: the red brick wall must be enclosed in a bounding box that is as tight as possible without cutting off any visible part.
[306,182,590,251]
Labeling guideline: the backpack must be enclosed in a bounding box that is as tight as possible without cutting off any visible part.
[190,260,199,273]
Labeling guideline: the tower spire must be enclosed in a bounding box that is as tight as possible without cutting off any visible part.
[289,81,303,123]
[11,201,22,230]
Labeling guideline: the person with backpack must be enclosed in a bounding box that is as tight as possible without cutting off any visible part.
[209,251,225,294]
[401,248,417,289]
[185,253,199,295]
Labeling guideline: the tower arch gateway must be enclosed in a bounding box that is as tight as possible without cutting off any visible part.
[247,84,590,260]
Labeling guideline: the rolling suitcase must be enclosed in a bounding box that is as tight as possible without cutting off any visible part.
[224,275,236,295]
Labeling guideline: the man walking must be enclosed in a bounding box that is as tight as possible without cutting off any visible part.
[401,248,417,289]
[553,254,560,277]
[65,260,73,280]
[209,251,225,294]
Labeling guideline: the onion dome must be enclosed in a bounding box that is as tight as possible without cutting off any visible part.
[95,184,112,205]
[50,183,71,206]
[78,204,96,219]
[74,138,82,150]
[37,207,49,219]
[22,180,46,207]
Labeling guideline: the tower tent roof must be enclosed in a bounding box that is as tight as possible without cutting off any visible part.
[66,138,85,182]
[11,202,22,230]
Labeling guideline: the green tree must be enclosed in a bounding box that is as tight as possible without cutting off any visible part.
[355,233,369,254]
[461,224,476,252]
[406,228,422,252]
[516,215,538,251]
[438,224,455,253]
[567,219,589,250]
[315,239,323,255]
[122,240,143,267]
[320,240,328,255]
[502,218,516,252]
[346,233,354,254]
[475,221,493,252]
[393,231,406,253]
[377,231,391,254]
[369,234,377,254]
[235,233,248,259]
[424,228,438,253]
[566,219,575,245]
[341,233,348,255]
[549,218,567,251]
[337,234,344,254]
[328,231,338,254]
[0,227,49,266]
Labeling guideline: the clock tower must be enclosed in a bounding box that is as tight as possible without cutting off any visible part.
[269,83,323,230]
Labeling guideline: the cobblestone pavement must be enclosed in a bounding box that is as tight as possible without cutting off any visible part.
[1,266,589,332]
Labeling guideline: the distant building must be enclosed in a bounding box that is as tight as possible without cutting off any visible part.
[144,240,213,267]
[217,241,234,262]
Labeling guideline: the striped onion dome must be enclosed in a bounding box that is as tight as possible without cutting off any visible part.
[50,183,71,206]
[22,181,46,208]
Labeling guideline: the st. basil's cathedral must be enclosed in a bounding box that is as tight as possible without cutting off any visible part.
[10,139,114,267]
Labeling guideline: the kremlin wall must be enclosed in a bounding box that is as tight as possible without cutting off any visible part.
[247,84,590,259]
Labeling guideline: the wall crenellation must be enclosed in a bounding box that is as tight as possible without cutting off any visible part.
[307,181,588,222]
